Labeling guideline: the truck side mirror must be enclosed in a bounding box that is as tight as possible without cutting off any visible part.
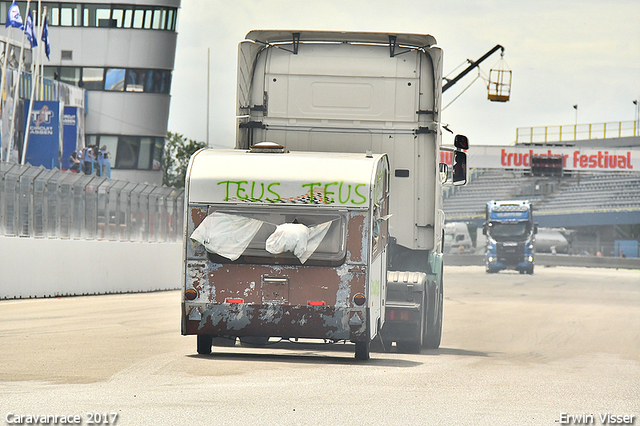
[439,163,448,184]
[482,221,487,235]
[534,223,538,234]
[454,134,469,150]
[452,151,467,186]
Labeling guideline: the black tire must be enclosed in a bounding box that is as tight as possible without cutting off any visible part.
[423,277,443,349]
[527,265,534,275]
[197,334,213,355]
[355,340,370,360]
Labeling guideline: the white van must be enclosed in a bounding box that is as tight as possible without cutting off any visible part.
[444,222,474,254]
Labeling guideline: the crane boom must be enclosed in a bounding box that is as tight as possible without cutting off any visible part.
[442,44,504,93]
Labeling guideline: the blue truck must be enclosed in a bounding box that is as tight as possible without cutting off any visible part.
[483,200,537,274]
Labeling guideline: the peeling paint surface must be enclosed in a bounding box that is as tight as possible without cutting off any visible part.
[183,208,371,342]
[335,263,353,308]
[186,304,364,341]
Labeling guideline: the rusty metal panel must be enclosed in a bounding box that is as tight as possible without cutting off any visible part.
[346,212,366,263]
[183,211,370,341]
[184,259,368,341]
[185,304,368,342]
[186,205,208,260]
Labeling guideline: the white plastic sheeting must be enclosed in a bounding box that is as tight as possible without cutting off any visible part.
[265,221,332,263]
[191,212,333,263]
[190,212,263,261]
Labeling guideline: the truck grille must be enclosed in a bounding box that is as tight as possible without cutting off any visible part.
[496,242,525,265]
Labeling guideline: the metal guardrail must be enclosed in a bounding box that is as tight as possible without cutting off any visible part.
[444,254,640,270]
[515,120,638,144]
[0,162,184,242]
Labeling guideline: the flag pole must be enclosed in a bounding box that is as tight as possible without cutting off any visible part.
[8,0,31,163]
[40,6,49,101]
[22,8,39,165]
[37,1,42,101]
[0,28,13,161]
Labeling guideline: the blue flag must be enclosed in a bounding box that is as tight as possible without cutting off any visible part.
[41,15,50,59]
[5,0,24,30]
[24,9,37,48]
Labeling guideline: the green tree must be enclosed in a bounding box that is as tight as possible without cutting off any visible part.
[163,132,207,188]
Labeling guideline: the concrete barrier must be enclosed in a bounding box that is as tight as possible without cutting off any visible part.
[444,253,640,269]
[2,237,637,300]
[0,237,182,299]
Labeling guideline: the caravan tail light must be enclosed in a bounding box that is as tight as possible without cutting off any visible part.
[353,293,366,306]
[307,301,326,306]
[185,288,198,301]
[225,298,244,304]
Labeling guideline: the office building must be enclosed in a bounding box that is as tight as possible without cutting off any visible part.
[1,0,181,185]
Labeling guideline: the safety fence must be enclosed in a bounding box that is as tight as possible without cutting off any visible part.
[0,162,184,242]
[515,120,638,144]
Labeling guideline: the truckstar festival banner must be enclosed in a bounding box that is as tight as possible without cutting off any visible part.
[24,101,62,169]
[440,146,638,171]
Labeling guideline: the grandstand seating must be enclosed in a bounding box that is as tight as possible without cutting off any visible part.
[443,169,640,223]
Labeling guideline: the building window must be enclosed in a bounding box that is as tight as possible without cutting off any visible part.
[122,8,133,29]
[1,2,178,31]
[44,66,172,94]
[59,67,80,86]
[111,7,123,28]
[125,69,147,92]
[132,9,144,29]
[167,9,175,30]
[98,135,118,167]
[138,137,154,169]
[81,68,104,90]
[153,138,163,170]
[104,68,125,91]
[115,136,139,169]
[87,135,165,171]
[60,3,80,26]
[83,4,112,27]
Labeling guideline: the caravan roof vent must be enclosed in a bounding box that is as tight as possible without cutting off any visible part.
[249,142,289,153]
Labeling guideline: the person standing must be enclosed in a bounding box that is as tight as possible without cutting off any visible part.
[97,145,111,178]
[84,146,96,175]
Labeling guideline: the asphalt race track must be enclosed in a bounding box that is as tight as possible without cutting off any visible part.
[1,266,638,425]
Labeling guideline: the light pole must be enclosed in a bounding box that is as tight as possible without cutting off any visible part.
[634,99,638,136]
[573,104,578,140]
[206,47,210,146]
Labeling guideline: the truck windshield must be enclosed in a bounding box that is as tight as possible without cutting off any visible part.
[488,222,531,242]
[192,206,347,266]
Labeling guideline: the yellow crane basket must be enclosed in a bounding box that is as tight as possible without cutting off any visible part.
[487,57,512,102]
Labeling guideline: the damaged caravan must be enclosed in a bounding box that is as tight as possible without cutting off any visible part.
[182,144,390,360]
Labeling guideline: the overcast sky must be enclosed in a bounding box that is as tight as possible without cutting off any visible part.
[168,0,640,148]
